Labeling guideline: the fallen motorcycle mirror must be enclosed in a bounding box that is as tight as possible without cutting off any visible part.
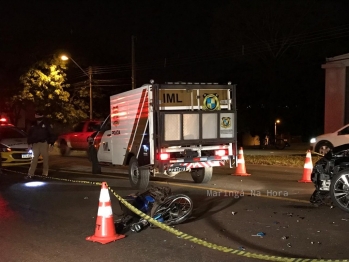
[116,186,194,233]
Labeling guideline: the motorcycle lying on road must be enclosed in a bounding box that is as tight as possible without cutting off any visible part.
[117,186,193,233]
[310,143,349,213]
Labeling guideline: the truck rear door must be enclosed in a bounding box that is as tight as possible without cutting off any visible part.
[152,83,237,170]
[110,86,149,165]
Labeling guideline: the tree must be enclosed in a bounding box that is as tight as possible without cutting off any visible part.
[13,55,89,124]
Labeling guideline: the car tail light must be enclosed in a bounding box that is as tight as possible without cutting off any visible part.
[159,153,170,160]
[215,149,227,156]
[0,118,7,123]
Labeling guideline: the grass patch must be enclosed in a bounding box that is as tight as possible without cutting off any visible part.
[244,155,323,167]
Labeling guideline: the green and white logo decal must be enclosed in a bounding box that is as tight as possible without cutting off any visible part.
[203,93,220,110]
[221,117,231,128]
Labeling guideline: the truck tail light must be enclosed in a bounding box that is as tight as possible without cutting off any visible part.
[159,153,170,160]
[215,149,227,156]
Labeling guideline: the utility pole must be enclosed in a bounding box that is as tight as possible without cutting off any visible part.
[131,35,136,89]
[88,66,93,120]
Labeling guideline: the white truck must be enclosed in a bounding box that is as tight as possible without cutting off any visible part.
[90,81,237,189]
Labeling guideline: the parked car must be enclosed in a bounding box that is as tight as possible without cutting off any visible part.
[0,117,42,167]
[56,120,101,156]
[310,124,349,155]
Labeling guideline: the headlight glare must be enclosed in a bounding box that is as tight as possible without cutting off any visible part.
[310,138,316,143]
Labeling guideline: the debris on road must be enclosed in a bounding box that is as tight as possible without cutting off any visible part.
[252,232,266,238]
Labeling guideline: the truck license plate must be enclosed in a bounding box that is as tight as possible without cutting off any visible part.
[22,154,32,159]
[168,166,186,172]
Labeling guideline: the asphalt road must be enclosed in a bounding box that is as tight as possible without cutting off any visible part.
[1,152,348,262]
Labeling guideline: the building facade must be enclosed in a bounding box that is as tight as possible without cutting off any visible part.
[322,53,349,133]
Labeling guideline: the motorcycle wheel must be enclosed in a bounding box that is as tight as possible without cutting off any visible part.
[330,170,349,213]
[150,194,193,227]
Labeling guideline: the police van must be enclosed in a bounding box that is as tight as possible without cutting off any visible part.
[90,81,237,189]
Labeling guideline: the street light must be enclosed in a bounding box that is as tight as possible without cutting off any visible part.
[275,119,280,138]
[61,55,93,120]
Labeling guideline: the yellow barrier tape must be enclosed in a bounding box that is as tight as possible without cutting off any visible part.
[311,151,324,157]
[2,169,348,261]
[107,186,349,262]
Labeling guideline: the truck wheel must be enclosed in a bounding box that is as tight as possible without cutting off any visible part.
[129,156,150,190]
[190,167,213,183]
[59,141,71,156]
[330,170,349,213]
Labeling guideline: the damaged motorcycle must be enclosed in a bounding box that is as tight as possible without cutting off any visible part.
[310,143,349,212]
[117,186,193,233]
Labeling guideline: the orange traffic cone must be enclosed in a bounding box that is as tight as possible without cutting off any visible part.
[233,147,251,176]
[298,150,313,183]
[86,182,125,244]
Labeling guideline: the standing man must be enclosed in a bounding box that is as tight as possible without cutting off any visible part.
[25,111,56,179]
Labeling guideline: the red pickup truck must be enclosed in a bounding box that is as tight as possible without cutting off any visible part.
[56,120,101,156]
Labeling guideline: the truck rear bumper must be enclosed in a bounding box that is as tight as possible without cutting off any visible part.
[168,160,226,171]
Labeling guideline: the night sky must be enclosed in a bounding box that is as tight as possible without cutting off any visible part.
[1,0,349,140]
